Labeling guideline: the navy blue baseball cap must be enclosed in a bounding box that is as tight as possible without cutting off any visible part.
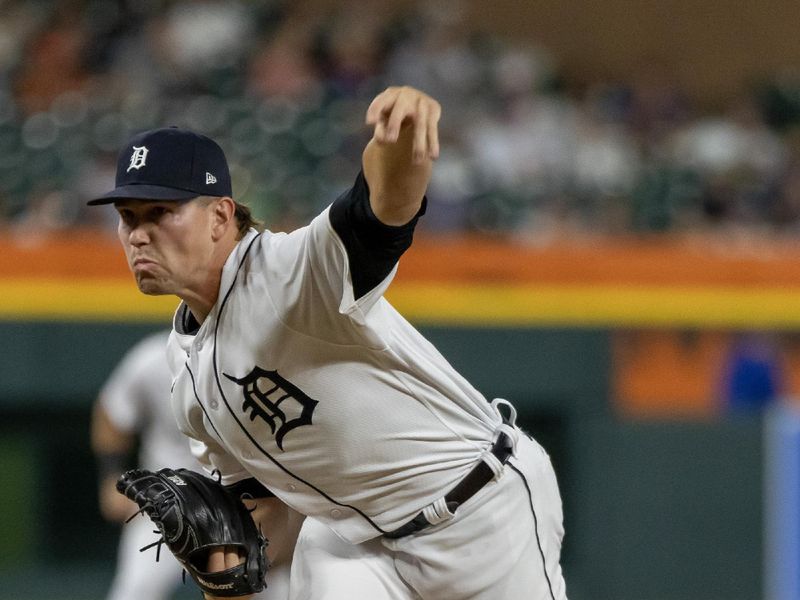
[87,126,232,205]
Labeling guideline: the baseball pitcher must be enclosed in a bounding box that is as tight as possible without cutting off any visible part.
[89,86,567,600]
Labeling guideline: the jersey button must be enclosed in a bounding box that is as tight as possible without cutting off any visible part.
[209,399,219,409]
[330,509,342,519]
[287,483,297,492]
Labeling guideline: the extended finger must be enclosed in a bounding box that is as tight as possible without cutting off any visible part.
[384,90,416,143]
[365,87,399,126]
[427,102,441,160]
[373,119,389,144]
[412,98,429,163]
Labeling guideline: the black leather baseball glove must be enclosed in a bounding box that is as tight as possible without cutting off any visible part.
[117,467,268,597]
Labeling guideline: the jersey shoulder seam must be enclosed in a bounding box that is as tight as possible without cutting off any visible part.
[254,221,386,350]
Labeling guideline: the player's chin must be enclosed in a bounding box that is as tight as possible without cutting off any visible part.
[135,276,171,296]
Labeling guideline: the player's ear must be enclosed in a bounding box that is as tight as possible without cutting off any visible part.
[210,196,236,241]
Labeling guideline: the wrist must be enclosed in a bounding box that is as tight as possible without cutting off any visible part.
[95,450,130,481]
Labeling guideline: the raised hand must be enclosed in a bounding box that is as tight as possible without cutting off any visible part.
[366,86,441,165]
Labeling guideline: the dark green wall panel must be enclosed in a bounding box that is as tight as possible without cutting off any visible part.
[0,434,38,567]
[418,326,611,415]
[0,322,166,406]
[567,417,763,600]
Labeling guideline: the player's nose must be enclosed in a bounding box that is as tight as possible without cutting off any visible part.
[127,224,150,246]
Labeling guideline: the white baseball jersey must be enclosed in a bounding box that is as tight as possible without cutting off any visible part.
[167,173,504,544]
[100,330,195,471]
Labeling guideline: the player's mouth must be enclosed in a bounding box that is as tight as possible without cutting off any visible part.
[132,257,158,272]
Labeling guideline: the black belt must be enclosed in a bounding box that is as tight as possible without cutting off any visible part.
[384,430,515,539]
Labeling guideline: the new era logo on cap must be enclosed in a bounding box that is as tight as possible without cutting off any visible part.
[87,127,232,205]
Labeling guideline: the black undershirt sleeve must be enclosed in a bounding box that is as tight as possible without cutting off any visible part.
[329,170,426,300]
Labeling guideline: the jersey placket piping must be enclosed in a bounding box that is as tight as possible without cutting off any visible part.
[209,234,387,535]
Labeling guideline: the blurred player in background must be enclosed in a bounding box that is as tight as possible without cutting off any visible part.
[91,330,295,599]
[91,330,190,600]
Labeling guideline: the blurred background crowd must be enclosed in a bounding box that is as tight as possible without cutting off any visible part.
[6,0,800,239]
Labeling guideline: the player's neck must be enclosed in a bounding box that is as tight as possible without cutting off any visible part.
[180,236,238,325]
[182,294,215,326]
